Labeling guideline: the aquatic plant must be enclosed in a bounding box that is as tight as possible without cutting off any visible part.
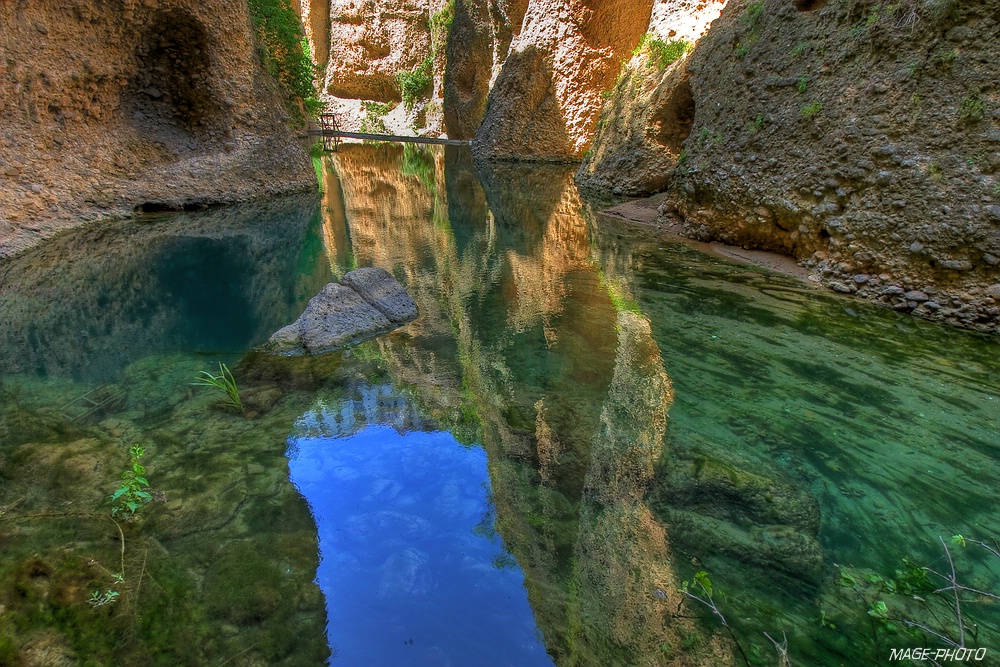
[680,571,753,665]
[838,534,999,658]
[193,362,244,413]
[111,446,153,518]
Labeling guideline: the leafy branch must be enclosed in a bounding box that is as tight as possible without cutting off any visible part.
[111,446,152,518]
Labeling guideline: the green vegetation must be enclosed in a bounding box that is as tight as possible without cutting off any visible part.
[742,0,764,28]
[650,39,693,69]
[247,0,323,120]
[360,101,392,135]
[192,362,244,413]
[790,41,810,57]
[800,101,823,119]
[698,127,722,146]
[402,143,436,191]
[111,446,152,518]
[393,1,453,114]
[633,34,692,70]
[309,141,325,192]
[397,57,434,112]
[959,91,985,122]
[745,114,765,135]
[429,0,455,52]
[734,1,763,58]
[933,47,958,66]
[796,76,808,93]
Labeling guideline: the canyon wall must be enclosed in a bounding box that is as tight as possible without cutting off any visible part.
[0,0,314,258]
[315,0,449,135]
[473,0,654,160]
[649,0,1000,332]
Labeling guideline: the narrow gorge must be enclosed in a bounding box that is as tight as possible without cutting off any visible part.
[1,1,998,666]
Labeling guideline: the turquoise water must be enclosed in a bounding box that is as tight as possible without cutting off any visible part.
[0,144,998,666]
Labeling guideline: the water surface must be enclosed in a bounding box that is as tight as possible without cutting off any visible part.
[0,144,997,666]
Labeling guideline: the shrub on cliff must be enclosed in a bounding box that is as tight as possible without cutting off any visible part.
[248,0,323,119]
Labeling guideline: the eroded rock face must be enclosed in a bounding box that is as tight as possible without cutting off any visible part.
[576,0,726,194]
[323,0,431,103]
[442,0,528,139]
[474,0,654,160]
[656,0,1000,332]
[0,0,314,258]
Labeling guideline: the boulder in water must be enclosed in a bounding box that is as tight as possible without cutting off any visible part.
[264,269,417,355]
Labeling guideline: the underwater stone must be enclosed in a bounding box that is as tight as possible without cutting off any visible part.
[340,267,419,324]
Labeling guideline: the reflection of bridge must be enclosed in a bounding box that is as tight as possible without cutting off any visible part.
[313,113,471,151]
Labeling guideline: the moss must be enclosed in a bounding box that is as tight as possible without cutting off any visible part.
[247,0,320,120]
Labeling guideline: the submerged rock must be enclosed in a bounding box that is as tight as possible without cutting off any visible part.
[264,268,418,355]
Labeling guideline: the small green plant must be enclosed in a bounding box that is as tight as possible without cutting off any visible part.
[796,76,809,93]
[88,588,120,607]
[993,182,1000,196]
[790,41,810,57]
[429,0,455,52]
[648,39,692,70]
[632,32,651,57]
[800,101,823,119]
[959,91,985,123]
[397,57,434,111]
[680,571,752,665]
[309,141,325,192]
[111,446,153,518]
[742,1,764,28]
[932,47,958,66]
[745,114,765,134]
[735,42,751,58]
[698,128,722,146]
[193,362,244,413]
[359,100,392,135]
[928,162,943,181]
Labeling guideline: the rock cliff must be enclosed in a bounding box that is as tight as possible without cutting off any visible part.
[580,0,1000,332]
[473,0,654,160]
[0,0,314,258]
[315,0,449,135]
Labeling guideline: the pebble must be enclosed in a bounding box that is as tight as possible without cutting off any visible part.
[904,290,929,302]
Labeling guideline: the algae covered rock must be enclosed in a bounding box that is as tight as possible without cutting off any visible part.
[264,268,418,355]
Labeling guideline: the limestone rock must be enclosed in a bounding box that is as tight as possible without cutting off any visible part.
[266,284,390,355]
[340,267,419,324]
[264,272,418,356]
[576,0,727,194]
[474,0,654,161]
[323,0,431,103]
[0,0,313,258]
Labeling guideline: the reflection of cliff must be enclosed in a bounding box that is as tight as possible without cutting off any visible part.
[0,195,329,381]
[325,146,729,664]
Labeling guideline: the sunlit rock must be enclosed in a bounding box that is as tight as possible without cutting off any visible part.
[264,273,418,356]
